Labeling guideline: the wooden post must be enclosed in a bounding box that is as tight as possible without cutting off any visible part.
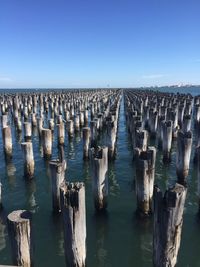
[31,113,37,127]
[7,210,33,267]
[67,120,74,138]
[91,146,108,211]
[2,126,12,158]
[107,120,117,159]
[42,129,52,158]
[21,142,35,179]
[153,183,187,267]
[49,160,65,212]
[197,146,200,212]
[133,130,148,159]
[162,120,173,163]
[90,120,97,147]
[24,122,32,142]
[74,115,80,132]
[48,118,54,131]
[60,182,86,267]
[135,146,156,216]
[176,130,192,184]
[1,114,8,128]
[57,122,65,145]
[83,127,91,160]
[182,114,191,133]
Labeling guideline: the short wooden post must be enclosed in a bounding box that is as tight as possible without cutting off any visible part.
[7,210,33,267]
[49,160,65,212]
[42,129,52,158]
[91,146,108,211]
[135,146,156,215]
[83,127,91,159]
[176,130,192,184]
[21,142,35,179]
[2,126,12,158]
[153,183,187,267]
[60,182,86,267]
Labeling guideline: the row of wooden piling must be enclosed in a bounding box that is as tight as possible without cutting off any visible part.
[124,89,200,267]
[0,89,122,267]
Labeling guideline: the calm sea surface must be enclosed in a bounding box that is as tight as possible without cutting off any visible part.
[0,87,200,267]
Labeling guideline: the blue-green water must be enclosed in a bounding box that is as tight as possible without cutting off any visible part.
[0,87,200,267]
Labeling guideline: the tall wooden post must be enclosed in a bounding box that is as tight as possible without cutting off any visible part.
[21,142,35,179]
[2,126,12,158]
[7,210,33,267]
[83,127,91,160]
[49,160,65,212]
[135,146,156,215]
[176,130,192,184]
[42,129,52,158]
[162,120,173,163]
[153,183,187,267]
[91,146,108,211]
[60,182,86,267]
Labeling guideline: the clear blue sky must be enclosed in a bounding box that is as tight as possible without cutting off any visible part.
[0,0,200,88]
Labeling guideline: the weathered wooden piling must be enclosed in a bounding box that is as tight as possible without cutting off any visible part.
[48,118,54,131]
[60,182,86,267]
[182,114,191,133]
[24,122,32,142]
[162,120,173,163]
[107,120,117,159]
[7,210,33,267]
[67,120,74,138]
[135,146,156,215]
[21,142,35,179]
[31,113,37,127]
[57,122,65,145]
[49,160,65,212]
[153,183,187,267]
[42,129,52,158]
[91,146,108,211]
[176,130,192,184]
[83,127,91,159]
[2,126,12,158]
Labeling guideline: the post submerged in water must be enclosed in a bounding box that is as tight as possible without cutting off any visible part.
[153,183,187,267]
[7,210,33,267]
[60,182,86,267]
[91,146,108,211]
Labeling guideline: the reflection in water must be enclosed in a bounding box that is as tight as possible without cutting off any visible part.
[52,214,64,257]
[67,139,75,160]
[32,126,38,137]
[15,131,22,143]
[92,211,109,267]
[5,160,16,187]
[0,211,6,252]
[25,180,38,213]
[83,161,90,181]
[133,214,153,266]
[75,131,81,144]
[108,163,120,197]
